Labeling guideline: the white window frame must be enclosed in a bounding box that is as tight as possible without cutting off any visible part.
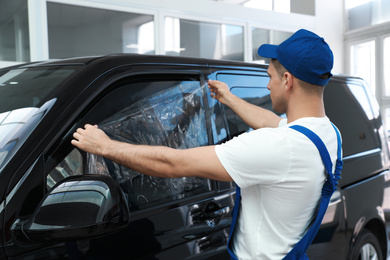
[345,21,390,134]
[346,37,377,94]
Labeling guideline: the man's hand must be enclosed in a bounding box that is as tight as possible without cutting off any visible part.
[71,124,232,182]
[208,79,233,106]
[208,79,281,129]
[71,124,110,156]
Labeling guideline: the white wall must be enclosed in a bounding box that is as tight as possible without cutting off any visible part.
[315,0,344,74]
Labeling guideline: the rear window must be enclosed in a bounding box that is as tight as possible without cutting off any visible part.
[324,79,380,157]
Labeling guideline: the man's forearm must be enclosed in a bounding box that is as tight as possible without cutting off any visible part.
[101,140,182,178]
[224,94,282,129]
[97,138,233,182]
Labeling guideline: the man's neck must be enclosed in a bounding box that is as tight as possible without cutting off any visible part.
[286,96,325,124]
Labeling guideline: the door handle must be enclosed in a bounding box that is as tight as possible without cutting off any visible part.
[200,206,230,220]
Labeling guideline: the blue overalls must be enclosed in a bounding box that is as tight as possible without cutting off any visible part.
[227,124,343,260]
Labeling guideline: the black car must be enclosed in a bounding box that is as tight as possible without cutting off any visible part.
[0,54,389,259]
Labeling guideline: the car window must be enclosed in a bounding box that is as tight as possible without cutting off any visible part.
[47,149,84,188]
[231,87,273,134]
[324,80,380,156]
[216,73,281,137]
[47,149,109,189]
[46,76,212,211]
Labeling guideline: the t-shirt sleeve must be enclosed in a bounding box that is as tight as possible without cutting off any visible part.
[215,128,292,188]
[279,118,288,127]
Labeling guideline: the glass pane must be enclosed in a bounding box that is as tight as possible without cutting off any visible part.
[272,31,293,45]
[385,37,390,96]
[348,83,374,120]
[350,40,376,95]
[345,0,373,9]
[385,108,390,140]
[47,149,84,189]
[231,87,272,134]
[372,0,390,25]
[83,79,211,210]
[216,73,273,137]
[252,28,269,62]
[0,67,77,113]
[47,3,155,59]
[252,29,293,63]
[0,0,30,62]
[324,81,380,157]
[165,17,244,61]
[347,0,390,30]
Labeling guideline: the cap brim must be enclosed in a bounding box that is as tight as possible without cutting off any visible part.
[258,44,278,59]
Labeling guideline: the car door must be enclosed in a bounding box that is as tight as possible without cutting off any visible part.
[5,71,234,259]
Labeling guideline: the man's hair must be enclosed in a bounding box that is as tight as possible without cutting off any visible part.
[270,59,324,95]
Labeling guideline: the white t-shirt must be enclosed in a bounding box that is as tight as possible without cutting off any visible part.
[215,117,339,260]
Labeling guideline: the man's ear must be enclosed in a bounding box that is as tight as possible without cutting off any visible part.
[284,72,294,91]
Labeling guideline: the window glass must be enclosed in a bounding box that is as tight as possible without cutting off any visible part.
[216,73,275,137]
[251,28,269,61]
[385,36,390,96]
[46,78,211,211]
[385,108,390,140]
[99,80,210,210]
[165,17,244,61]
[0,0,30,62]
[0,66,77,169]
[47,149,85,189]
[347,83,375,120]
[47,3,155,59]
[209,98,229,145]
[350,40,376,95]
[252,29,293,63]
[346,0,390,30]
[231,87,272,135]
[0,67,77,113]
[324,81,380,156]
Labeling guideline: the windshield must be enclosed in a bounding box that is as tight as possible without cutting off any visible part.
[0,66,77,169]
[0,67,75,113]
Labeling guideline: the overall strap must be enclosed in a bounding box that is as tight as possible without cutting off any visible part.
[282,124,343,260]
[228,185,241,260]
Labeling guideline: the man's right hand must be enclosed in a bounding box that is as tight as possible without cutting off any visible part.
[207,79,232,105]
[207,79,281,129]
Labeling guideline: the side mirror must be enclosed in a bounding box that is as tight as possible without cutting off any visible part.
[11,174,130,244]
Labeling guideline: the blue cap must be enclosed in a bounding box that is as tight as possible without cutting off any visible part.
[258,29,334,86]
